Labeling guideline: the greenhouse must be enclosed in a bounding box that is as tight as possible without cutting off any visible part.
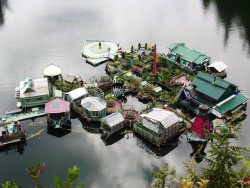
[101,112,125,135]
[133,108,182,145]
[80,97,107,121]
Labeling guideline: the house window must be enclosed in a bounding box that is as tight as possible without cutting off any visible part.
[92,111,99,117]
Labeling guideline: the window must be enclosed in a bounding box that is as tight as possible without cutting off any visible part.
[92,111,99,117]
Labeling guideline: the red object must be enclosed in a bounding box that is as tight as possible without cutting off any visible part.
[191,116,211,138]
[45,98,70,114]
[243,176,250,183]
[153,44,157,75]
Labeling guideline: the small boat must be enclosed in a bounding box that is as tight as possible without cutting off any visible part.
[45,98,70,128]
[0,120,26,147]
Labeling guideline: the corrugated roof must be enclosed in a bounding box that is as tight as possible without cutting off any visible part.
[192,78,226,100]
[64,74,76,83]
[81,97,106,111]
[192,72,235,100]
[141,108,181,129]
[196,72,233,89]
[213,93,248,115]
[67,87,88,100]
[101,112,125,127]
[167,43,209,65]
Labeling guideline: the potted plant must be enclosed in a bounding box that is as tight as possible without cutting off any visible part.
[107,98,115,107]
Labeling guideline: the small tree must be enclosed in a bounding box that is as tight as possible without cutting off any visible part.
[2,181,19,188]
[201,123,246,188]
[54,166,84,188]
[138,43,141,50]
[151,163,176,188]
[27,162,46,188]
[131,45,134,53]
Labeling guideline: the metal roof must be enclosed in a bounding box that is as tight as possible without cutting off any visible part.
[67,87,88,100]
[64,74,76,83]
[196,72,233,89]
[81,97,106,111]
[208,61,228,72]
[101,112,125,127]
[18,78,49,98]
[153,87,162,93]
[192,72,235,100]
[43,64,62,77]
[167,43,210,65]
[141,108,181,130]
[213,93,248,116]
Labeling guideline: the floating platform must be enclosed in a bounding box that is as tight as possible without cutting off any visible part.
[1,108,47,125]
[81,40,119,66]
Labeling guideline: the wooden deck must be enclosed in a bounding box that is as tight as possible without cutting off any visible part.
[1,109,47,125]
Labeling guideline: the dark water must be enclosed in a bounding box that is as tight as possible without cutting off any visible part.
[0,0,250,187]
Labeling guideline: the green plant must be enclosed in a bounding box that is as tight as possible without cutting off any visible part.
[114,55,119,61]
[151,163,176,188]
[54,166,84,188]
[2,181,19,188]
[100,76,109,82]
[107,98,115,107]
[125,111,135,118]
[87,88,96,95]
[27,162,45,188]
[201,123,246,187]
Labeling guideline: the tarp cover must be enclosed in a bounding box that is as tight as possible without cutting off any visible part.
[67,87,88,100]
[101,112,124,127]
[208,61,228,72]
[81,97,106,111]
[45,98,69,113]
[141,108,181,129]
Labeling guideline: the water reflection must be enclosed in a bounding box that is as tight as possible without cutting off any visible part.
[189,142,207,163]
[0,140,27,155]
[134,133,179,159]
[47,124,72,137]
[203,0,250,54]
[0,0,8,25]
[101,132,125,146]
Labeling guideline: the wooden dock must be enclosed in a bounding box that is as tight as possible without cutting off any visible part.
[1,108,47,125]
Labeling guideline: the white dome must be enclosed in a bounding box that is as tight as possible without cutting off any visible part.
[43,64,62,77]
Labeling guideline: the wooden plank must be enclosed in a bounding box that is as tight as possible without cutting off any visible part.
[5,109,22,115]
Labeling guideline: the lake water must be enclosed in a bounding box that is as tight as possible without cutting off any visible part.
[0,0,250,187]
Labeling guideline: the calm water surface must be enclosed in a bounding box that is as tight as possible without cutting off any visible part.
[0,0,250,187]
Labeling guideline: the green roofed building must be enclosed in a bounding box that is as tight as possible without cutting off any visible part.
[15,77,50,108]
[167,43,210,72]
[180,72,248,120]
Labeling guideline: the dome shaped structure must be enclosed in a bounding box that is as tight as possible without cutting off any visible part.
[43,64,62,77]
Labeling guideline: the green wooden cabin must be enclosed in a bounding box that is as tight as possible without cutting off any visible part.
[167,43,210,72]
[180,72,248,120]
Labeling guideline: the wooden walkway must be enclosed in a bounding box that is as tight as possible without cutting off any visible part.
[1,109,47,125]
